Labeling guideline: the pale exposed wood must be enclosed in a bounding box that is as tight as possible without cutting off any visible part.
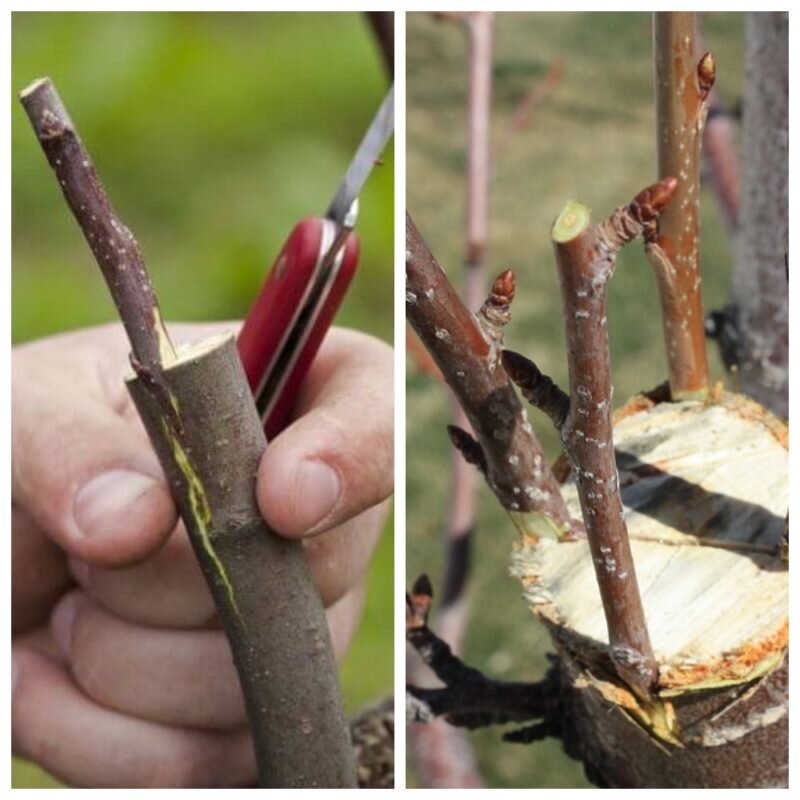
[512,393,787,696]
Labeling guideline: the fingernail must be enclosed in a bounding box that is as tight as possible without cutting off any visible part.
[74,469,163,539]
[51,595,78,659]
[294,460,341,533]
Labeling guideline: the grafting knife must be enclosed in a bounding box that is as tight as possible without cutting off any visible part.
[238,85,394,439]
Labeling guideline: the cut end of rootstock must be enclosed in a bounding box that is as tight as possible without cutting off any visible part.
[513,392,787,698]
[552,201,591,243]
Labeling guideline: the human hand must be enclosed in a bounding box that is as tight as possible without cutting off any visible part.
[11,322,393,787]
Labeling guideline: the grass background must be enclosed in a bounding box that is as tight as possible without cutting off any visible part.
[11,11,393,787]
[407,11,744,788]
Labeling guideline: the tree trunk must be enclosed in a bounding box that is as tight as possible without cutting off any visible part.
[512,391,788,787]
[726,12,788,419]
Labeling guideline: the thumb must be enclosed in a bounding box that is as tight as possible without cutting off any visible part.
[257,329,393,538]
[12,335,177,567]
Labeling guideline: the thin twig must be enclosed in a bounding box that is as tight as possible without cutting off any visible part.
[526,179,678,698]
[438,8,494,630]
[406,214,582,541]
[647,13,712,400]
[409,25,494,783]
[406,576,556,729]
[19,78,175,372]
[464,12,493,270]
[498,57,564,153]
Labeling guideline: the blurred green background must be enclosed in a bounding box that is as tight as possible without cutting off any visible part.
[12,11,393,788]
[407,11,743,788]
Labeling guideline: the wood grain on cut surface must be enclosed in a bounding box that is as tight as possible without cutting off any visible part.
[512,393,787,692]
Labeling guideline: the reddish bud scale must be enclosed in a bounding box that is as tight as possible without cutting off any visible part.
[631,177,679,223]
[489,268,516,307]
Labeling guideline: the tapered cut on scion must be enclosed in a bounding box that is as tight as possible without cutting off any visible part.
[20,77,357,788]
[128,336,357,787]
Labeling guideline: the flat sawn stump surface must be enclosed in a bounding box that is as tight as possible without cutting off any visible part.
[512,392,787,695]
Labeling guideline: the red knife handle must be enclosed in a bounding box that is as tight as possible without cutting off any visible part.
[237,217,359,439]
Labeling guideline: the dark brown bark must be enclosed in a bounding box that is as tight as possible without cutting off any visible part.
[409,570,787,787]
[557,648,787,788]
[21,77,356,788]
[128,337,356,787]
[406,214,581,541]
[407,576,552,731]
[501,350,569,430]
[648,13,712,400]
[542,180,678,697]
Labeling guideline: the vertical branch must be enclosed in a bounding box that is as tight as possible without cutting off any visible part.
[464,11,494,277]
[406,214,581,542]
[724,12,788,418]
[540,180,677,697]
[440,8,495,635]
[647,13,712,400]
[409,22,492,783]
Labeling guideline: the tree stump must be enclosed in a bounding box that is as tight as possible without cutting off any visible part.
[511,391,787,787]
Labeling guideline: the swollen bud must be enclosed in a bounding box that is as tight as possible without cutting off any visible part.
[489,269,516,307]
[697,51,716,99]
[631,177,679,222]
